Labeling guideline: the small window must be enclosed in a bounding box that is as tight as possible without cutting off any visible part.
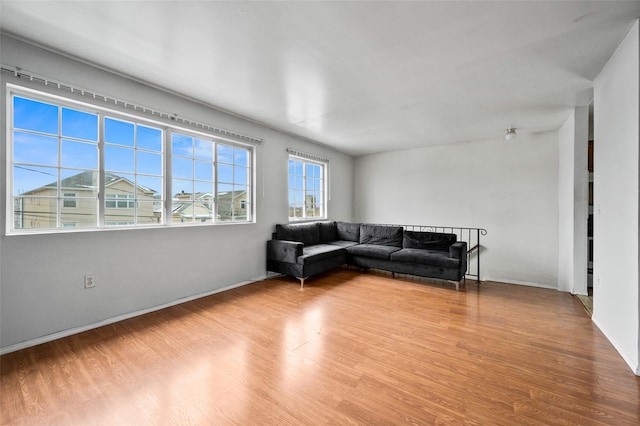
[217,143,251,222]
[105,194,136,209]
[288,156,326,220]
[63,192,77,208]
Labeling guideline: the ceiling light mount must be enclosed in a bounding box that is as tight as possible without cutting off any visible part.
[505,128,517,141]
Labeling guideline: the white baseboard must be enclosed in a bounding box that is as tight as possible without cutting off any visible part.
[591,316,640,376]
[484,276,558,290]
[0,275,267,355]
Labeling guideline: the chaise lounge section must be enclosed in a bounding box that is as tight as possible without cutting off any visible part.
[267,221,468,290]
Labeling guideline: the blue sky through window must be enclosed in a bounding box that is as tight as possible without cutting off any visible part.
[13,96,164,195]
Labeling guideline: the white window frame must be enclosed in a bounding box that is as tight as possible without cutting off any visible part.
[288,155,327,221]
[6,85,256,235]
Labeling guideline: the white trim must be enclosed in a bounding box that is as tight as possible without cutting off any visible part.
[0,275,268,355]
[592,316,640,376]
[484,276,559,290]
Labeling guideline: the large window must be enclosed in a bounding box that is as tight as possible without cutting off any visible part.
[8,89,254,233]
[288,156,325,220]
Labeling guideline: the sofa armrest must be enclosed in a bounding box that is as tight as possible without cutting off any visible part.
[449,241,467,259]
[267,240,303,264]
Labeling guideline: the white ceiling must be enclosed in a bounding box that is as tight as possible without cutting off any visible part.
[1,1,639,156]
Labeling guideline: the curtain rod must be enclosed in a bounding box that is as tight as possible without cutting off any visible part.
[1,65,263,145]
[286,147,330,163]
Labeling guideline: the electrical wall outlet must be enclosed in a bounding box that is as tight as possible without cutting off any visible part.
[84,274,96,289]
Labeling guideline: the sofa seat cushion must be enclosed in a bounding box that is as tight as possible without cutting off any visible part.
[347,244,401,260]
[359,224,403,247]
[276,222,320,246]
[326,240,360,248]
[297,244,346,265]
[390,248,460,269]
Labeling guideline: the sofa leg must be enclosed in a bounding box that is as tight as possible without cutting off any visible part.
[448,280,462,291]
[298,277,306,288]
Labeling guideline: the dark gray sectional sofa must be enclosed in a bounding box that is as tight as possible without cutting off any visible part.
[266,221,468,290]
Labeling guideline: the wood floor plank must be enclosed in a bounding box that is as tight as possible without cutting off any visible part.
[1,267,639,425]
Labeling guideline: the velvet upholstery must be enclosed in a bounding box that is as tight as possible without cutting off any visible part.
[267,240,303,264]
[347,244,401,260]
[276,222,320,246]
[325,240,359,248]
[388,261,462,282]
[359,224,403,247]
[318,221,338,242]
[336,221,361,242]
[449,242,467,260]
[390,248,460,268]
[297,244,346,265]
[267,221,468,288]
[403,231,457,251]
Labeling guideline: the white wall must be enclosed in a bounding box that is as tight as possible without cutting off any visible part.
[557,107,589,294]
[593,20,640,374]
[0,35,354,351]
[354,132,559,288]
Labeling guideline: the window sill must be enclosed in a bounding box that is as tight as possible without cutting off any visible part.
[5,220,256,237]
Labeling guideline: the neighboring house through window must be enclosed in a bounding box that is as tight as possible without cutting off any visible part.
[170,132,252,223]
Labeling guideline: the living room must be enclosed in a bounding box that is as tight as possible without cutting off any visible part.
[1,1,639,424]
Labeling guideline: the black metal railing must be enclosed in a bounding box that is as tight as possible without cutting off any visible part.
[376,224,487,282]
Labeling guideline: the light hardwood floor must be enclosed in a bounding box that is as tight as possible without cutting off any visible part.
[2,267,639,425]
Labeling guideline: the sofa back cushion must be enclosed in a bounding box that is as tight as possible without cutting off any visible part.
[403,231,457,251]
[318,221,338,242]
[359,224,403,247]
[276,223,320,246]
[336,222,361,242]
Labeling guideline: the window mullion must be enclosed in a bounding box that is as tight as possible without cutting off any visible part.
[133,124,138,226]
[214,142,218,223]
[56,106,62,229]
[165,129,172,226]
[98,112,105,228]
[302,161,307,219]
